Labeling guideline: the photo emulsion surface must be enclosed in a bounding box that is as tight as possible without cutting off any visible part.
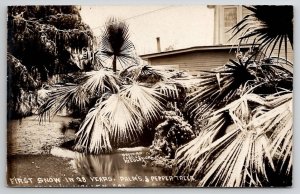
[7,5,293,187]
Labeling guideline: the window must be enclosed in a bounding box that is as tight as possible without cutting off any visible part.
[224,7,237,28]
[218,6,242,44]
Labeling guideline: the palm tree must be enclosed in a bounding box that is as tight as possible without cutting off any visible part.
[100,18,137,73]
[37,14,183,154]
[175,5,293,187]
[39,64,183,154]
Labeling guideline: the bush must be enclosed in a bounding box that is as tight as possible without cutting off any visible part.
[150,104,195,159]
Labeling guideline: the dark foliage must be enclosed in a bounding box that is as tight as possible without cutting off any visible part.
[7,53,38,119]
[7,6,93,118]
[230,5,293,58]
[7,6,94,81]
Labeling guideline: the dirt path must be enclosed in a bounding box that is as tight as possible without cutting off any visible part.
[7,115,75,155]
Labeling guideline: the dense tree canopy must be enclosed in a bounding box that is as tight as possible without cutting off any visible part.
[8,6,94,80]
[7,6,94,118]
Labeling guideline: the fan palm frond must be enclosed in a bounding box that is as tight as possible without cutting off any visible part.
[101,17,137,72]
[175,113,231,175]
[74,82,173,153]
[75,102,112,154]
[90,50,105,70]
[176,92,293,187]
[99,93,143,143]
[81,68,120,94]
[230,6,293,57]
[154,81,180,100]
[197,129,273,187]
[249,93,293,174]
[38,85,88,121]
[75,92,143,153]
[121,82,165,123]
[186,59,255,118]
[38,68,121,120]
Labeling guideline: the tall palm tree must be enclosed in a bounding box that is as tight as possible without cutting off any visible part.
[100,18,137,73]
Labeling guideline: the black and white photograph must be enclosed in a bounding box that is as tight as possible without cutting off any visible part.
[6,5,293,187]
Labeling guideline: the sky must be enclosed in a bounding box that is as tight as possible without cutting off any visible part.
[80,5,214,55]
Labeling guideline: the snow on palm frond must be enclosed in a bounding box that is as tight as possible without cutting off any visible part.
[120,65,165,84]
[38,68,121,121]
[196,95,274,187]
[175,113,231,175]
[197,129,273,187]
[81,68,120,94]
[75,92,143,154]
[186,59,255,119]
[249,93,293,174]
[121,82,164,123]
[99,93,143,143]
[71,80,178,154]
[272,103,292,173]
[38,85,88,121]
[175,93,293,187]
[186,57,293,119]
[153,81,181,100]
[101,17,137,72]
[75,102,112,154]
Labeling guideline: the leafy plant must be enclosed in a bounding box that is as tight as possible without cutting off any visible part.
[8,6,94,81]
[7,53,38,118]
[7,6,94,118]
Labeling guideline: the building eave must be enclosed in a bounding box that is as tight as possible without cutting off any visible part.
[140,44,256,60]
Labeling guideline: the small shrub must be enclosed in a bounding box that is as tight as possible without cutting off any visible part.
[150,105,195,159]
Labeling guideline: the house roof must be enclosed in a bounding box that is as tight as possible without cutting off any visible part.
[140,44,255,60]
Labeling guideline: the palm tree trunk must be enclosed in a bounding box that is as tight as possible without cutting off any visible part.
[112,56,117,73]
